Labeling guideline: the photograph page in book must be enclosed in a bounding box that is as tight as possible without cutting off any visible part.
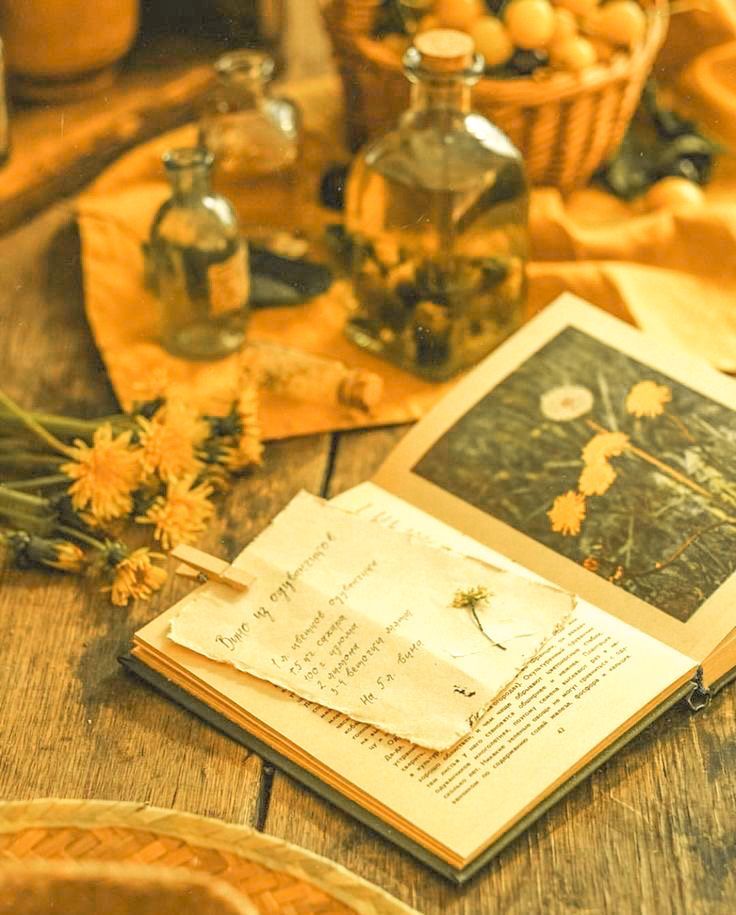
[133,481,696,869]
[167,491,575,751]
[374,294,736,665]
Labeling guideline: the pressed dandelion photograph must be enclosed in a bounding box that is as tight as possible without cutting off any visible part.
[414,327,736,622]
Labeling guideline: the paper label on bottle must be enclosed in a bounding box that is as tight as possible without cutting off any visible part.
[208,246,249,316]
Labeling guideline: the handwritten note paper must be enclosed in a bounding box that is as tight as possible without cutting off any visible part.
[168,492,575,750]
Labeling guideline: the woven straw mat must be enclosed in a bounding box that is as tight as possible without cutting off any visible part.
[0,799,420,915]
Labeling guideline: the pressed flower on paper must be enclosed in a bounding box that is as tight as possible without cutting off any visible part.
[540,385,594,422]
[547,491,587,537]
[412,326,736,622]
[581,431,630,466]
[451,586,490,612]
[138,476,215,550]
[626,381,672,418]
[451,586,506,650]
[61,424,142,523]
[578,460,617,497]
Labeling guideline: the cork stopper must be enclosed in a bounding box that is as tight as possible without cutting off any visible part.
[412,29,475,73]
[339,370,384,412]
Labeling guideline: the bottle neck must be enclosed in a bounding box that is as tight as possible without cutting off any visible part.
[221,73,267,109]
[409,77,471,114]
[169,168,211,199]
[214,50,274,111]
[163,149,214,200]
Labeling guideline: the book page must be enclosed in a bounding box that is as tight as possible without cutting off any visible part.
[167,492,574,751]
[134,483,695,866]
[374,294,736,663]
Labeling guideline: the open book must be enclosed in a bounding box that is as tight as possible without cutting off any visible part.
[124,294,736,882]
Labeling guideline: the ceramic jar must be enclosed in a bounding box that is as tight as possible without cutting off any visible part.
[0,0,139,102]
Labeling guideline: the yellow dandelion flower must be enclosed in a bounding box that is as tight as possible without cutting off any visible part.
[138,400,208,482]
[548,491,587,536]
[1,532,85,574]
[138,477,215,550]
[626,381,672,418]
[43,541,86,573]
[237,385,259,422]
[105,548,167,607]
[62,424,142,523]
[229,385,264,471]
[221,432,263,472]
[451,586,490,610]
[582,556,599,572]
[581,431,630,466]
[237,346,261,382]
[578,460,617,497]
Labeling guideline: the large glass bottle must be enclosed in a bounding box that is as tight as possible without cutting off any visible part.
[345,29,528,380]
[0,38,9,166]
[199,49,300,238]
[147,147,250,360]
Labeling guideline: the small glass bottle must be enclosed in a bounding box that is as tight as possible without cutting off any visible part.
[147,147,250,361]
[199,49,300,238]
[345,29,529,381]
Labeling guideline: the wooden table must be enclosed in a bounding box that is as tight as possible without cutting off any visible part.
[1,197,735,915]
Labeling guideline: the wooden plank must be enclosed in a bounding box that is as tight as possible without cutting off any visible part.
[263,425,736,913]
[0,37,221,237]
[0,204,333,826]
[327,426,408,497]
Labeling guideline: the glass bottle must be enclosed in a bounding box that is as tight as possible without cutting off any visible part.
[344,29,529,381]
[199,49,300,239]
[0,38,9,166]
[147,147,250,360]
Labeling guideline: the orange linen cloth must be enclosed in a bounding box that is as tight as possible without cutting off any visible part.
[77,5,736,440]
[77,80,462,438]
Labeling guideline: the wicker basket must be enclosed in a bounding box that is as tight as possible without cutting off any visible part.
[0,799,419,915]
[322,0,669,192]
[0,860,258,915]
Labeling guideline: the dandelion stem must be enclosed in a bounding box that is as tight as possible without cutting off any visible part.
[58,524,107,552]
[585,419,712,500]
[626,519,736,580]
[666,413,694,443]
[0,452,65,469]
[2,475,69,491]
[0,407,105,442]
[0,512,56,537]
[0,484,54,517]
[470,605,507,651]
[0,437,45,452]
[0,484,56,535]
[0,390,75,458]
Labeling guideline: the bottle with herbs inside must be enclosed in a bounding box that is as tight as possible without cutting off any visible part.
[344,28,528,380]
[147,147,250,360]
[199,49,300,239]
[0,37,9,166]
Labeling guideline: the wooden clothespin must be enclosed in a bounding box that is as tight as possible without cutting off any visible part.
[171,544,255,592]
